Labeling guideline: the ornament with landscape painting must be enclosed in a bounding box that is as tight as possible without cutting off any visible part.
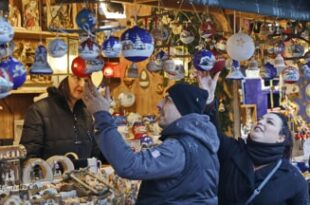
[282,66,300,84]
[261,62,277,80]
[48,38,68,58]
[78,38,100,60]
[193,49,216,71]
[76,8,96,32]
[1,57,26,89]
[102,36,122,58]
[0,68,13,99]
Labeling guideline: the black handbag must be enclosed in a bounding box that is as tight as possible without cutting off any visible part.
[244,159,283,205]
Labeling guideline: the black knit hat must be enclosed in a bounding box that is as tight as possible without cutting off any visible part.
[167,83,209,116]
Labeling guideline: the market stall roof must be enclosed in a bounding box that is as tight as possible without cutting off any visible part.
[189,0,310,21]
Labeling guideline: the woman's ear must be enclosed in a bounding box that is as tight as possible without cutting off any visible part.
[277,134,286,143]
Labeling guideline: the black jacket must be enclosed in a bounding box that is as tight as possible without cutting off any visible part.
[206,102,309,205]
[21,87,102,161]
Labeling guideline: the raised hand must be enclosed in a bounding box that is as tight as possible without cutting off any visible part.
[83,79,112,115]
[197,71,221,104]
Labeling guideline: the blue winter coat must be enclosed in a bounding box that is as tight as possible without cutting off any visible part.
[93,111,219,204]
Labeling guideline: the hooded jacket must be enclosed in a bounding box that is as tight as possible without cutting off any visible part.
[93,111,219,204]
[20,87,97,160]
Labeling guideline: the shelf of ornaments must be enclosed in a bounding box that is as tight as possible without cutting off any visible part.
[13,27,79,40]
[10,76,53,95]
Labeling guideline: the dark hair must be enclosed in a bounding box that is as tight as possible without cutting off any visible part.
[58,76,70,101]
[271,112,293,160]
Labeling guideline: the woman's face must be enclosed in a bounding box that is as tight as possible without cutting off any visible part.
[68,75,86,101]
[249,113,285,143]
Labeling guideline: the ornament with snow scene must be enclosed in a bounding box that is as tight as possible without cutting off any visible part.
[102,36,122,58]
[0,57,26,89]
[48,38,68,58]
[193,49,216,71]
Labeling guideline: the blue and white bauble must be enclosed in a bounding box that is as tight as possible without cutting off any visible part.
[193,49,216,71]
[0,68,13,99]
[48,38,68,58]
[102,36,122,58]
[121,26,154,62]
[0,17,14,44]
[75,8,96,31]
[30,45,53,75]
[261,62,277,80]
[79,38,100,60]
[303,62,310,80]
[0,57,26,89]
[283,66,300,84]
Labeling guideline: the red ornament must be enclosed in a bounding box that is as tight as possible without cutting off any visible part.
[103,62,122,78]
[210,50,226,75]
[71,56,89,77]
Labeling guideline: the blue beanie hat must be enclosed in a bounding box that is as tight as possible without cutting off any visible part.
[167,83,209,116]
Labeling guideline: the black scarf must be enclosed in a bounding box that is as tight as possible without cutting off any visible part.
[246,138,285,166]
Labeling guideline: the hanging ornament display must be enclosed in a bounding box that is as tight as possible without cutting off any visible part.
[226,31,255,61]
[0,68,13,99]
[78,38,100,60]
[193,49,216,71]
[199,18,216,39]
[139,69,150,88]
[152,26,169,41]
[0,57,26,89]
[75,8,96,31]
[30,45,53,75]
[71,56,88,77]
[261,62,277,80]
[102,36,122,58]
[302,62,310,80]
[282,66,300,84]
[226,59,244,80]
[274,54,286,74]
[121,26,154,62]
[0,17,14,44]
[47,38,68,58]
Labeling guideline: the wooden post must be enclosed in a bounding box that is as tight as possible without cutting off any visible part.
[233,80,241,139]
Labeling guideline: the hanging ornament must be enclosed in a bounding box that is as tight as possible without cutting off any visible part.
[215,38,226,52]
[180,29,195,45]
[163,59,185,81]
[47,38,68,58]
[0,57,26,89]
[118,92,136,108]
[302,62,310,80]
[274,54,286,74]
[71,56,88,77]
[79,38,100,60]
[75,8,96,31]
[103,62,121,78]
[273,41,285,55]
[193,49,216,71]
[246,58,260,78]
[261,62,277,80]
[152,26,169,41]
[282,66,300,84]
[0,68,13,99]
[226,60,244,80]
[226,31,255,61]
[30,45,53,75]
[121,26,154,62]
[146,60,162,73]
[0,17,14,44]
[139,69,150,88]
[218,98,225,112]
[103,66,114,78]
[199,18,216,39]
[291,44,304,57]
[102,36,122,58]
[210,50,225,74]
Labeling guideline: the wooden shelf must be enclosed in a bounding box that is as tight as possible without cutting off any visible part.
[10,86,48,94]
[14,27,79,40]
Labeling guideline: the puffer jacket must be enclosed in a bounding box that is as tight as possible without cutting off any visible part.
[21,87,98,160]
[93,111,219,204]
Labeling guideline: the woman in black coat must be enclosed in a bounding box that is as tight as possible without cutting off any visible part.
[198,71,309,205]
[20,75,104,164]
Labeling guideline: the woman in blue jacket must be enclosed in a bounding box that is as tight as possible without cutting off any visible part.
[198,71,309,205]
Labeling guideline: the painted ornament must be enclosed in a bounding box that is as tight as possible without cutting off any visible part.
[79,38,100,60]
[227,31,255,61]
[0,57,26,89]
[30,45,53,75]
[282,66,300,84]
[102,36,122,58]
[48,38,68,58]
[0,17,14,44]
[193,49,216,71]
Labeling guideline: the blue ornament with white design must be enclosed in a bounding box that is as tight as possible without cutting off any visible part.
[121,26,154,62]
[75,8,96,31]
[261,62,277,80]
[0,57,26,89]
[102,36,122,58]
[30,45,53,75]
[0,17,14,44]
[283,66,299,84]
[79,38,100,60]
[193,49,216,71]
[303,62,310,80]
[85,57,104,74]
[48,38,68,58]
